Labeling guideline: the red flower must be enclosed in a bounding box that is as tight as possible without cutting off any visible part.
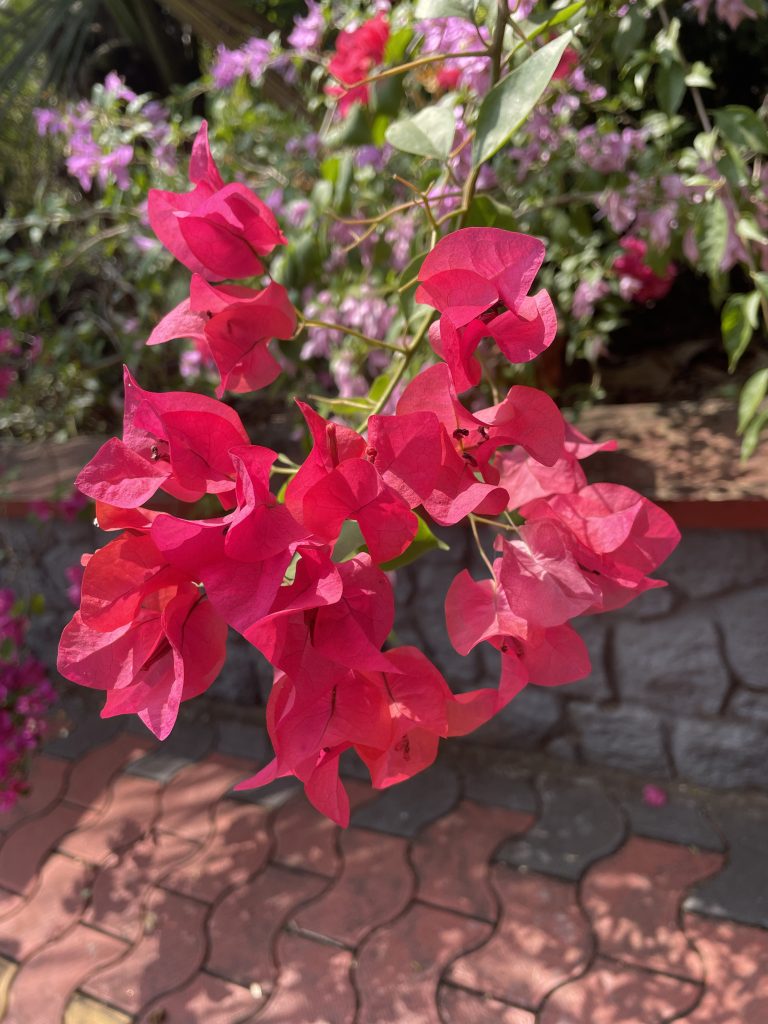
[327,15,389,115]
[553,45,578,81]
[415,228,558,392]
[75,368,250,509]
[148,274,296,396]
[148,121,286,280]
[613,236,676,304]
[57,534,227,739]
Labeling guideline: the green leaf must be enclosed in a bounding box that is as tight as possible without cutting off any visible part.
[693,129,718,163]
[741,410,768,460]
[0,637,15,661]
[656,61,686,116]
[694,198,729,280]
[751,271,768,302]
[368,372,394,404]
[685,61,714,89]
[614,7,646,68]
[736,218,768,247]
[714,106,768,155]
[385,105,456,160]
[28,593,45,615]
[384,26,413,65]
[465,194,517,230]
[380,514,449,571]
[332,520,367,562]
[721,291,760,372]
[473,32,572,168]
[414,0,474,18]
[523,2,585,44]
[738,368,768,434]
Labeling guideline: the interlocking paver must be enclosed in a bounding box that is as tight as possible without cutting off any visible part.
[412,800,533,920]
[44,695,122,760]
[537,955,699,1024]
[679,913,768,1022]
[295,827,413,946]
[207,863,326,991]
[215,718,270,762]
[497,775,624,880]
[125,750,194,784]
[449,864,591,1009]
[438,986,535,1024]
[258,932,356,1023]
[462,761,538,814]
[271,792,341,877]
[0,801,84,894]
[350,761,459,837]
[272,779,374,877]
[59,775,162,864]
[136,971,259,1023]
[5,924,127,1024]
[162,799,270,903]
[66,733,154,810]
[83,888,208,1015]
[356,902,491,1024]
[0,852,92,961]
[617,787,724,852]
[64,993,133,1024]
[583,836,723,979]
[0,754,68,832]
[157,755,247,842]
[85,830,199,941]
[685,803,768,929]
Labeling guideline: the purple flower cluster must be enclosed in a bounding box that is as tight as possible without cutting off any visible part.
[288,0,325,52]
[302,285,397,397]
[0,328,42,400]
[688,0,758,29]
[416,17,491,94]
[0,591,56,812]
[33,73,176,192]
[211,38,273,89]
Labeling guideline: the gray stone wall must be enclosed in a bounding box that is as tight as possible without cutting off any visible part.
[3,513,766,791]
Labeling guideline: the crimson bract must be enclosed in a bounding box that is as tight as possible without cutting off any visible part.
[58,124,680,825]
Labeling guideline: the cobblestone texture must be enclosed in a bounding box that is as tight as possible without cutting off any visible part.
[0,723,766,1022]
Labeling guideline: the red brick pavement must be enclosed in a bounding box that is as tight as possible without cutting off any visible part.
[0,729,767,1023]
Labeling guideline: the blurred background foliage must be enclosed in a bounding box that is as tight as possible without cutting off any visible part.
[1,0,767,452]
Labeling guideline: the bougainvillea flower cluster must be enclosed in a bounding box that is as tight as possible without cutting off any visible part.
[1,591,57,811]
[59,125,680,825]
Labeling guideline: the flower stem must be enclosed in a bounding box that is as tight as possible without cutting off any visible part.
[299,317,406,354]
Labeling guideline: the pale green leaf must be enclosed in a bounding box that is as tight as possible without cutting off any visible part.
[656,61,685,116]
[736,218,768,247]
[685,61,714,89]
[385,105,456,160]
[741,410,768,460]
[473,32,572,168]
[721,291,760,372]
[737,368,768,434]
[414,0,474,18]
[695,199,729,280]
[714,106,768,155]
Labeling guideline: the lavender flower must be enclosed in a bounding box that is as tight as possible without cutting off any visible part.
[288,0,325,52]
[417,17,491,94]
[211,37,273,89]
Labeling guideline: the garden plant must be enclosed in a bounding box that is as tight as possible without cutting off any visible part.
[52,0,690,825]
[3,0,767,453]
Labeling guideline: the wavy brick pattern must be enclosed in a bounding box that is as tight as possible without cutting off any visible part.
[0,733,766,1022]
